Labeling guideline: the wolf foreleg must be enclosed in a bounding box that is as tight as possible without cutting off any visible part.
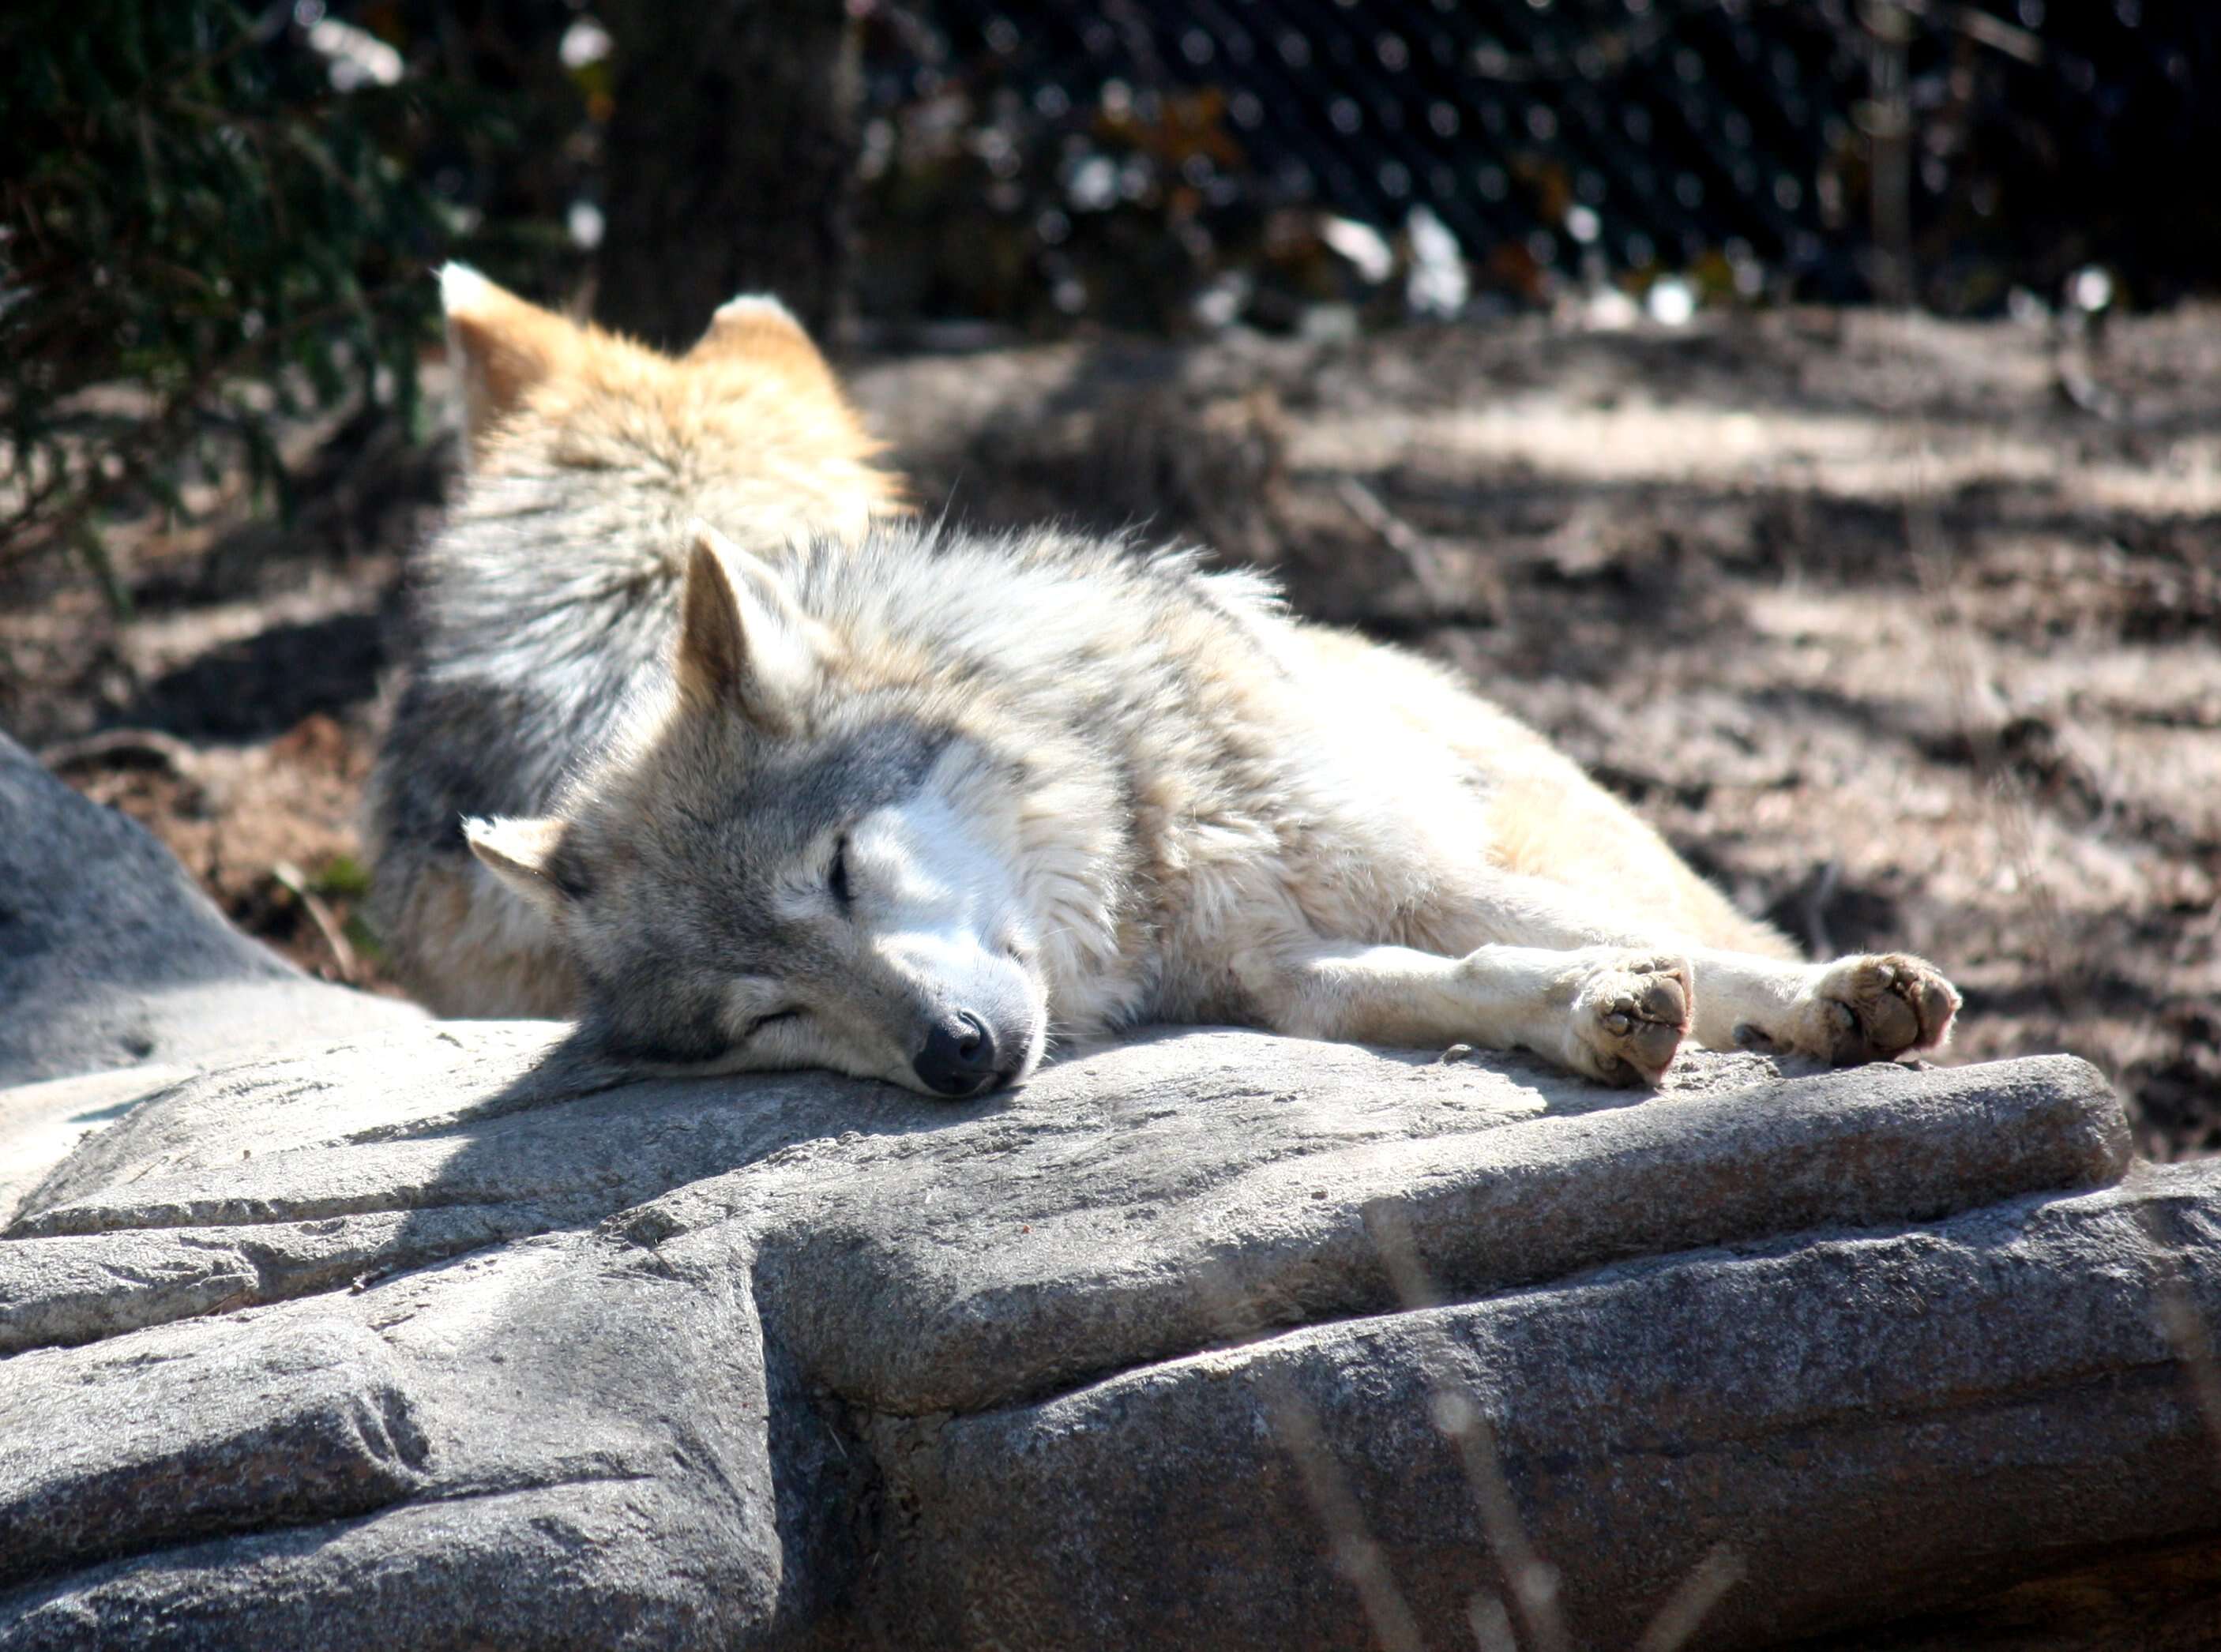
[1426,873,1961,1068]
[1232,941,1694,1087]
[1681,949,1962,1064]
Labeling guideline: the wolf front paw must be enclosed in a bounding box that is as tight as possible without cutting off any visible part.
[1565,952,1693,1087]
[1784,953,1961,1064]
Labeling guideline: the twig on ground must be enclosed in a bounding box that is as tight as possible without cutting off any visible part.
[39,727,203,777]
[1368,1202,1575,1652]
[1468,1593,1520,1652]
[1633,1544,1747,1652]
[1192,1255,1427,1652]
[1798,859,1841,960]
[2053,358,2124,422]
[1335,475,1472,616]
[271,858,358,984]
[1255,1361,1430,1652]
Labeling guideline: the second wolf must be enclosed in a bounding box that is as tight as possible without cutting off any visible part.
[372,272,1960,1096]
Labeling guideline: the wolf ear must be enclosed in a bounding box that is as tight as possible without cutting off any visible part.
[464,814,574,913]
[440,264,582,463]
[684,294,847,399]
[678,521,821,727]
[685,294,818,362]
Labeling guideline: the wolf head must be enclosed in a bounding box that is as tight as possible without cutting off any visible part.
[462,525,1048,1098]
[436,263,903,546]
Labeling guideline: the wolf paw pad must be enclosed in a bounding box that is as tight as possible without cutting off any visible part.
[1568,953,1693,1087]
[1795,954,1961,1064]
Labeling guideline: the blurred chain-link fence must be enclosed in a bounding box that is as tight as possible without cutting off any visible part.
[8,0,2216,580]
[852,0,2220,332]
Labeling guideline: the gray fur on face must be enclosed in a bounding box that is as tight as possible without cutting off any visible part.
[558,710,959,1066]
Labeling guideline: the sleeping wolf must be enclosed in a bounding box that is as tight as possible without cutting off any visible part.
[373,270,1960,1097]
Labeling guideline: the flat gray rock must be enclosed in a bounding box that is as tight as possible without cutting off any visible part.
[890,1162,2221,1649]
[3,1000,2202,1650]
[0,1022,2123,1387]
[0,1230,793,1651]
[0,1316,426,1588]
[0,1064,194,1229]
[0,734,423,1218]
[3,733,2213,1648]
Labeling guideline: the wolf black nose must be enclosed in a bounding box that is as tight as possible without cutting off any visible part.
[913,1012,999,1097]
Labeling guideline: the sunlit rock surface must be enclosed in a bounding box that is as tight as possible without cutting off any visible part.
[2,729,2215,1650]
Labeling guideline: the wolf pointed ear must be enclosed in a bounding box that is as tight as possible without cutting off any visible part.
[464,814,575,913]
[440,264,582,463]
[683,294,828,372]
[678,521,822,727]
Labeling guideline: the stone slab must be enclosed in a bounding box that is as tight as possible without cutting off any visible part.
[0,1229,802,1650]
[0,734,423,1092]
[0,1317,425,1588]
[887,1161,2221,1650]
[2,1021,2123,1421]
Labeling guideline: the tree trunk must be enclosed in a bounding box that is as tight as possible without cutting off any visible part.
[595,0,858,350]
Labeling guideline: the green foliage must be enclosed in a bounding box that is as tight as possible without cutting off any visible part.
[309,851,371,899]
[0,1,483,599]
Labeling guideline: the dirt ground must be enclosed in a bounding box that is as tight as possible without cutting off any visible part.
[5,305,2217,1156]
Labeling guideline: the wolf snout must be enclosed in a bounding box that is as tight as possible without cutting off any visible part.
[913,1011,1005,1098]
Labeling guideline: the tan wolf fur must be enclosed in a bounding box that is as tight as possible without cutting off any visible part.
[366,267,905,1016]
[375,271,1960,1095]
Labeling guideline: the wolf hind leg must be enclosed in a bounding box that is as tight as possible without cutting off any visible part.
[1235,941,1693,1087]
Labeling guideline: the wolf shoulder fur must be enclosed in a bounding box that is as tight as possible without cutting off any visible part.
[374,270,1960,1094]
